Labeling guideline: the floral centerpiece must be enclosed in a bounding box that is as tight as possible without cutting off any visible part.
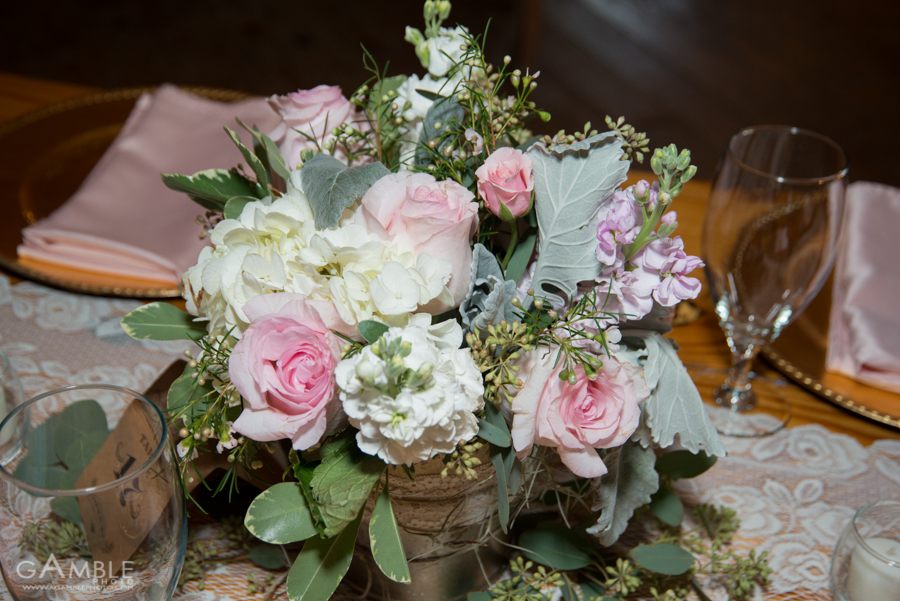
[122,3,769,600]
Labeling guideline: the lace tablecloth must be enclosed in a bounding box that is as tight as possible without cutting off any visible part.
[1,273,898,600]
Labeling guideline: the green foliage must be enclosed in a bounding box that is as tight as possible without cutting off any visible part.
[121,302,207,342]
[358,319,390,345]
[245,483,318,545]
[519,522,592,571]
[248,544,287,569]
[504,230,536,284]
[649,487,685,528]
[655,450,718,480]
[369,480,411,583]
[223,196,255,220]
[310,430,386,538]
[225,126,270,189]
[286,511,364,601]
[161,168,263,211]
[300,153,390,230]
[415,96,466,166]
[630,544,694,576]
[525,132,629,308]
[477,414,511,448]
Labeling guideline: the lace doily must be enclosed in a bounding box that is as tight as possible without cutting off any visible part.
[1,274,896,600]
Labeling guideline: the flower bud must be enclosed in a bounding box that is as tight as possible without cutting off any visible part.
[634,179,650,199]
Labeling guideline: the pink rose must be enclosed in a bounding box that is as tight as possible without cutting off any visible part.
[355,172,479,310]
[475,147,534,220]
[230,293,351,450]
[510,349,648,478]
[266,85,359,169]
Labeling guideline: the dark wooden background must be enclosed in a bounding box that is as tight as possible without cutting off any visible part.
[2,0,897,185]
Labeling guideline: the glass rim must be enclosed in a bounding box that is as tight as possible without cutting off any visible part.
[0,384,169,497]
[726,124,850,185]
[0,349,11,378]
[851,500,900,568]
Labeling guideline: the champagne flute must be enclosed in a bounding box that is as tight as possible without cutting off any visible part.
[701,125,848,436]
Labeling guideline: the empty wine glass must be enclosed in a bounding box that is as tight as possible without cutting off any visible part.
[701,125,848,436]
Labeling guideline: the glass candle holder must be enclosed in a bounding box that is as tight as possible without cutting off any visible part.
[0,385,186,600]
[0,350,27,464]
[831,500,900,601]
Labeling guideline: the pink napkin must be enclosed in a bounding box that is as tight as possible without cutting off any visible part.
[17,84,281,285]
[826,181,900,392]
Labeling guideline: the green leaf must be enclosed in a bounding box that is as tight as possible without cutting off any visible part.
[223,196,256,220]
[245,483,318,545]
[249,544,287,569]
[225,126,270,189]
[358,320,390,345]
[300,154,390,230]
[413,88,446,101]
[579,580,612,601]
[504,230,536,285]
[311,430,386,538]
[488,443,510,534]
[286,511,363,601]
[519,522,591,570]
[649,487,685,527]
[62,430,108,474]
[369,480,411,584]
[560,576,578,601]
[51,497,81,526]
[477,417,511,448]
[54,400,107,465]
[161,168,262,211]
[415,96,465,166]
[586,440,659,546]
[121,302,207,342]
[621,331,725,457]
[630,543,694,576]
[166,363,214,416]
[525,132,629,307]
[236,117,292,180]
[467,593,492,601]
[655,450,718,480]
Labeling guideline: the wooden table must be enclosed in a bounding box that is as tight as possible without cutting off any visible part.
[1,72,896,446]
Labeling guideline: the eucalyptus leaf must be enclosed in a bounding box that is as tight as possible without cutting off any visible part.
[369,480,411,584]
[161,168,262,211]
[489,443,511,534]
[121,302,207,342]
[467,593,492,601]
[619,331,725,457]
[649,487,685,527]
[225,126,270,188]
[579,580,613,601]
[310,430,386,538]
[415,96,465,166]
[62,430,108,475]
[286,511,363,601]
[504,230,536,285]
[586,440,659,546]
[223,196,257,220]
[167,371,214,418]
[655,450,718,480]
[245,482,318,545]
[520,523,591,570]
[526,133,629,307]
[413,88,446,101]
[249,544,287,569]
[300,154,390,230]
[17,413,61,472]
[358,320,390,345]
[54,400,107,464]
[476,417,511,448]
[630,543,694,576]
[51,497,81,526]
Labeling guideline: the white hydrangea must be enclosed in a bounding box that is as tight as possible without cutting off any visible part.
[182,172,453,339]
[334,319,484,465]
[394,72,463,165]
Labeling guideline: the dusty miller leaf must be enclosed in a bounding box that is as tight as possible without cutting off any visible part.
[619,330,726,457]
[526,132,629,307]
[460,244,519,333]
[586,440,659,546]
[310,431,386,538]
[301,154,390,230]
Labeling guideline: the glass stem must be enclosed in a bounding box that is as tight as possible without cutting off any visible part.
[725,348,757,392]
[714,340,761,411]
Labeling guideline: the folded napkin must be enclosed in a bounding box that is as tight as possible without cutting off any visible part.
[17,84,281,285]
[826,181,900,392]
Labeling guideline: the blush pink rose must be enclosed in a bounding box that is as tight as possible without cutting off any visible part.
[230,293,351,451]
[266,85,359,169]
[355,172,479,310]
[475,147,534,219]
[510,349,649,478]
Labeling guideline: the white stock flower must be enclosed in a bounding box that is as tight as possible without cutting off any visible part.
[425,27,469,78]
[181,173,453,339]
[335,321,484,465]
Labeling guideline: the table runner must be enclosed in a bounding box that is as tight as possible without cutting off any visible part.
[1,273,897,600]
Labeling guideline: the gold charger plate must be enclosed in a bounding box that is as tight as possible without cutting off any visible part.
[0,86,248,298]
[764,275,900,429]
